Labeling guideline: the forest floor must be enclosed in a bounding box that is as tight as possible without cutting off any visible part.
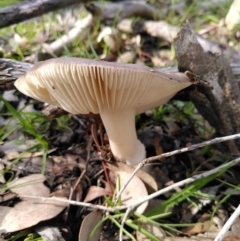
[1,0,240,241]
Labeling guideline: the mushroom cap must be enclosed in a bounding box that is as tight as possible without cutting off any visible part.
[15,57,192,114]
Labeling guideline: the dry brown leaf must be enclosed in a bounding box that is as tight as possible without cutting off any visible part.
[35,226,63,241]
[78,210,102,241]
[7,174,50,197]
[154,136,164,156]
[223,237,240,241]
[136,222,165,240]
[83,186,111,203]
[182,214,212,236]
[0,206,12,224]
[0,197,67,233]
[116,171,148,214]
[229,218,240,237]
[224,218,240,240]
[109,162,158,194]
[182,220,212,235]
[3,150,19,160]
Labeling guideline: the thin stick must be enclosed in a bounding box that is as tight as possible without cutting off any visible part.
[19,157,240,213]
[120,207,132,241]
[19,195,114,211]
[214,204,240,241]
[115,133,240,201]
[128,157,240,211]
[42,14,93,55]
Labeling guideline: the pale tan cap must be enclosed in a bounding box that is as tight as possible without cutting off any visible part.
[15,57,192,115]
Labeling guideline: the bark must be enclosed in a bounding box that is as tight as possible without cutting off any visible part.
[0,58,32,90]
[0,0,89,29]
[174,22,240,153]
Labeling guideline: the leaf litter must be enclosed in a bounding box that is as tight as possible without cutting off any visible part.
[1,1,240,240]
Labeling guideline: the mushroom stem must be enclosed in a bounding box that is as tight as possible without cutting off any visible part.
[100,108,145,166]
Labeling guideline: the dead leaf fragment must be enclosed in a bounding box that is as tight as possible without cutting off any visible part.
[182,214,213,235]
[79,210,102,241]
[0,197,67,233]
[8,174,50,197]
[116,171,148,214]
[35,226,63,241]
[83,186,111,203]
[109,162,158,194]
[182,220,212,235]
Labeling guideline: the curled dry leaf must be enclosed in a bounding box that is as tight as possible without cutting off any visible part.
[116,171,148,214]
[35,226,63,241]
[83,186,111,203]
[109,162,158,194]
[7,174,50,197]
[182,214,214,236]
[182,220,213,236]
[79,210,102,241]
[0,197,67,233]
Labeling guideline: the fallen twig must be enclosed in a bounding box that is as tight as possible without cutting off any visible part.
[120,207,132,241]
[214,204,240,241]
[20,157,240,213]
[115,133,240,201]
[0,0,88,29]
[42,14,93,55]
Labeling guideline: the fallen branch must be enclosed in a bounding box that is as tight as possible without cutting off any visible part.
[0,0,91,29]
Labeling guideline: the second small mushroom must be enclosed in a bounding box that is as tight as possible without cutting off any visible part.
[15,57,192,166]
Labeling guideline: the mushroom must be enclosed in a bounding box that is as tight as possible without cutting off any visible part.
[15,57,192,166]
